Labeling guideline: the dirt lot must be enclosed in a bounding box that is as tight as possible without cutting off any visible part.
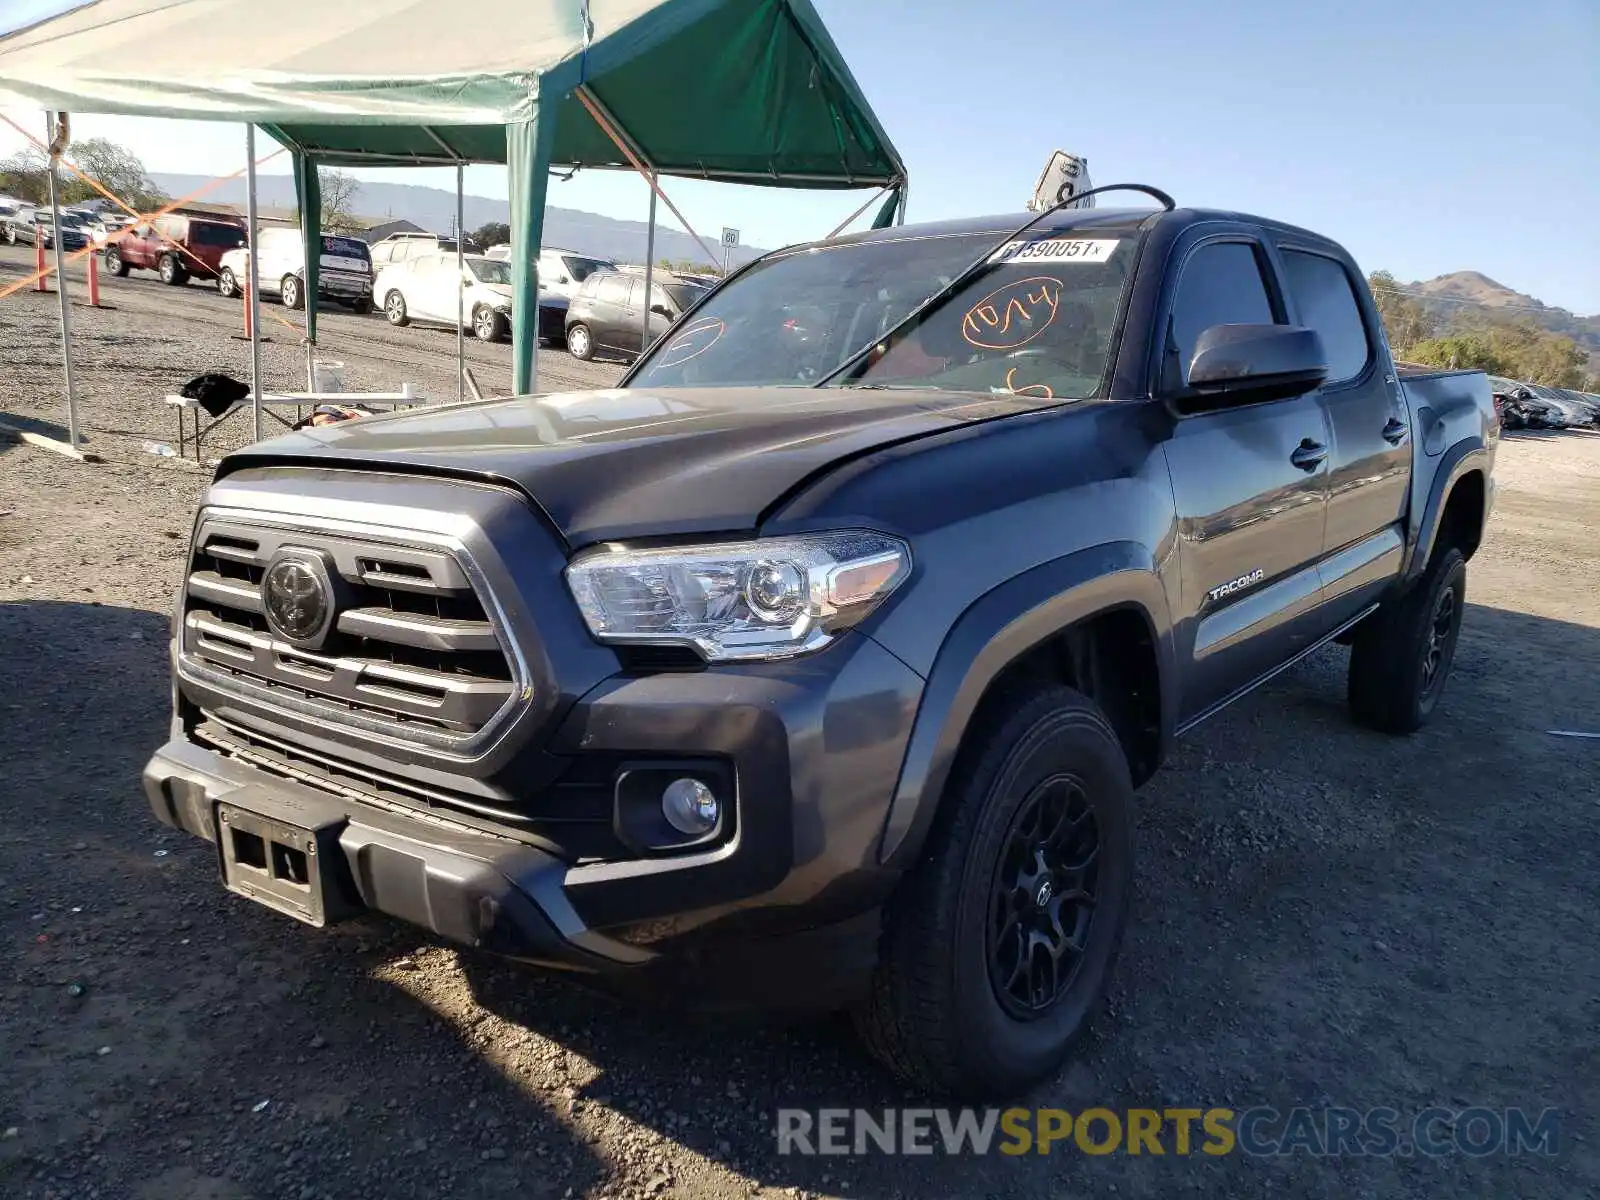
[0,243,624,466]
[3,273,1599,1199]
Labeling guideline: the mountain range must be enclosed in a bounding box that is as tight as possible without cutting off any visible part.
[1408,271,1600,364]
[148,172,770,268]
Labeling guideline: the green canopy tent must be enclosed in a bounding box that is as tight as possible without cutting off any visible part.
[0,0,907,428]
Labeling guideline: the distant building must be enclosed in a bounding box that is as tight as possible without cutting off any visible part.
[359,218,425,244]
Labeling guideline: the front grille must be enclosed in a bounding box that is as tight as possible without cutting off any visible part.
[178,514,522,748]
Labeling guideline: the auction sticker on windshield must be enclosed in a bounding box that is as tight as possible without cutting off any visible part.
[989,238,1119,265]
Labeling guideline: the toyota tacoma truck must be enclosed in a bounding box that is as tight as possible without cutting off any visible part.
[144,185,1497,1098]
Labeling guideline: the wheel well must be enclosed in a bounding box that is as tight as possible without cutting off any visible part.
[1436,471,1485,562]
[969,606,1163,788]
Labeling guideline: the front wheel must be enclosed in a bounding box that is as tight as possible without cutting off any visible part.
[280,274,302,310]
[105,245,129,276]
[473,305,506,342]
[384,291,409,327]
[566,322,594,361]
[853,684,1134,1097]
[1347,546,1467,734]
[217,267,238,299]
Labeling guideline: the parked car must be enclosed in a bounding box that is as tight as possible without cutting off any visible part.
[217,228,375,313]
[565,270,710,361]
[144,185,1497,1097]
[104,212,246,284]
[3,204,90,250]
[375,251,566,343]
[481,244,618,302]
[86,212,136,248]
[367,231,459,270]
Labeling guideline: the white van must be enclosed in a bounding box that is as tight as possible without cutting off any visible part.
[217,227,375,313]
[479,244,617,302]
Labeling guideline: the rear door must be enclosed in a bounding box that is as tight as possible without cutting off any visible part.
[1276,242,1411,622]
[1157,232,1335,724]
[591,275,634,350]
[406,254,446,320]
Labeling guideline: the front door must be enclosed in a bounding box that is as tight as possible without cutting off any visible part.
[1275,244,1412,623]
[1157,236,1333,724]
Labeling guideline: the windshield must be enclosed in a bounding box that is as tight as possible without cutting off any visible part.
[562,255,612,283]
[468,258,513,285]
[631,228,1141,399]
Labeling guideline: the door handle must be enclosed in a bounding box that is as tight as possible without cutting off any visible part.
[1290,438,1328,471]
[1382,417,1410,445]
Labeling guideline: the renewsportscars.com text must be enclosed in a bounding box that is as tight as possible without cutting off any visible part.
[775,1106,1562,1158]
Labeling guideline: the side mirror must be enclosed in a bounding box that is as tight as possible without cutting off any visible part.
[650,303,673,318]
[1182,324,1327,408]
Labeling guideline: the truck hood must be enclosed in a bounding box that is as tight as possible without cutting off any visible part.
[219,386,1051,545]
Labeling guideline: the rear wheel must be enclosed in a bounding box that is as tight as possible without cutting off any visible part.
[349,296,373,315]
[280,274,303,310]
[567,322,594,361]
[384,291,409,327]
[1348,546,1467,734]
[105,245,129,276]
[217,267,239,299]
[853,684,1134,1097]
[473,305,506,342]
[158,254,187,286]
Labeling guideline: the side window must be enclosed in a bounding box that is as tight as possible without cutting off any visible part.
[1166,241,1277,388]
[598,275,629,306]
[1280,250,1371,385]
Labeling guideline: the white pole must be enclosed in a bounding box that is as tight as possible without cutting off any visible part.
[640,174,657,350]
[44,112,79,448]
[245,125,263,442]
[456,162,465,406]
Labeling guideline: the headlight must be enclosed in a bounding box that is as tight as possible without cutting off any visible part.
[566,531,911,662]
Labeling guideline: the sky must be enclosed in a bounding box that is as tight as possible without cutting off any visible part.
[3,0,1597,313]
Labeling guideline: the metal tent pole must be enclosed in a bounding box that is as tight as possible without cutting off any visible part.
[640,174,657,350]
[456,162,465,406]
[44,111,79,448]
[245,125,264,441]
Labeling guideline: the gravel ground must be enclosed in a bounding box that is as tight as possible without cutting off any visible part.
[3,284,1599,1199]
[0,243,624,468]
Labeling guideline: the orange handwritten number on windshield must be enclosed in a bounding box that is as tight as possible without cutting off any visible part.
[962,276,1063,350]
[1004,367,1054,399]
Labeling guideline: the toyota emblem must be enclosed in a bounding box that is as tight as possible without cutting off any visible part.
[262,554,333,646]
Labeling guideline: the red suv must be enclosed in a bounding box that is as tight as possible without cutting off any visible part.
[105,213,245,285]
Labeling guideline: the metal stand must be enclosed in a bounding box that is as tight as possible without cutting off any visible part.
[640,174,657,350]
[244,125,264,442]
[44,111,79,449]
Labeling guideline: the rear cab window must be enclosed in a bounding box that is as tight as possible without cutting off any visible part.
[1279,249,1372,385]
[321,235,372,268]
[190,221,244,248]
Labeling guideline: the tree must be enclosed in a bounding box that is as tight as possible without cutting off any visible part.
[61,137,166,210]
[0,147,47,203]
[1367,270,1437,356]
[1406,334,1512,376]
[473,221,510,250]
[319,167,364,234]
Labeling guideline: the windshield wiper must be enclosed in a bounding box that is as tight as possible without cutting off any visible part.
[813,183,1175,390]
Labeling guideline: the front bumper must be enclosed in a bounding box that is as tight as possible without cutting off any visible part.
[148,628,924,998]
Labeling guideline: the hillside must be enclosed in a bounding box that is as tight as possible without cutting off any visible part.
[1410,271,1600,362]
[148,172,769,268]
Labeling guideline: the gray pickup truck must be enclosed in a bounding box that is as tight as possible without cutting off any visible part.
[144,185,1497,1098]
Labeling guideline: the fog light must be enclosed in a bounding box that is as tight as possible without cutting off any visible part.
[662,777,719,835]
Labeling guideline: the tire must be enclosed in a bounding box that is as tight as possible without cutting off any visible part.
[2,225,14,246]
[473,305,506,342]
[280,274,302,310]
[349,296,373,316]
[1347,545,1467,734]
[158,254,187,286]
[384,291,409,327]
[853,684,1134,1098]
[567,322,594,361]
[105,245,129,277]
[217,267,238,299]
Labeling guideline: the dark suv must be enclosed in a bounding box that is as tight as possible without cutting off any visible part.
[565,269,710,361]
[143,188,1495,1098]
